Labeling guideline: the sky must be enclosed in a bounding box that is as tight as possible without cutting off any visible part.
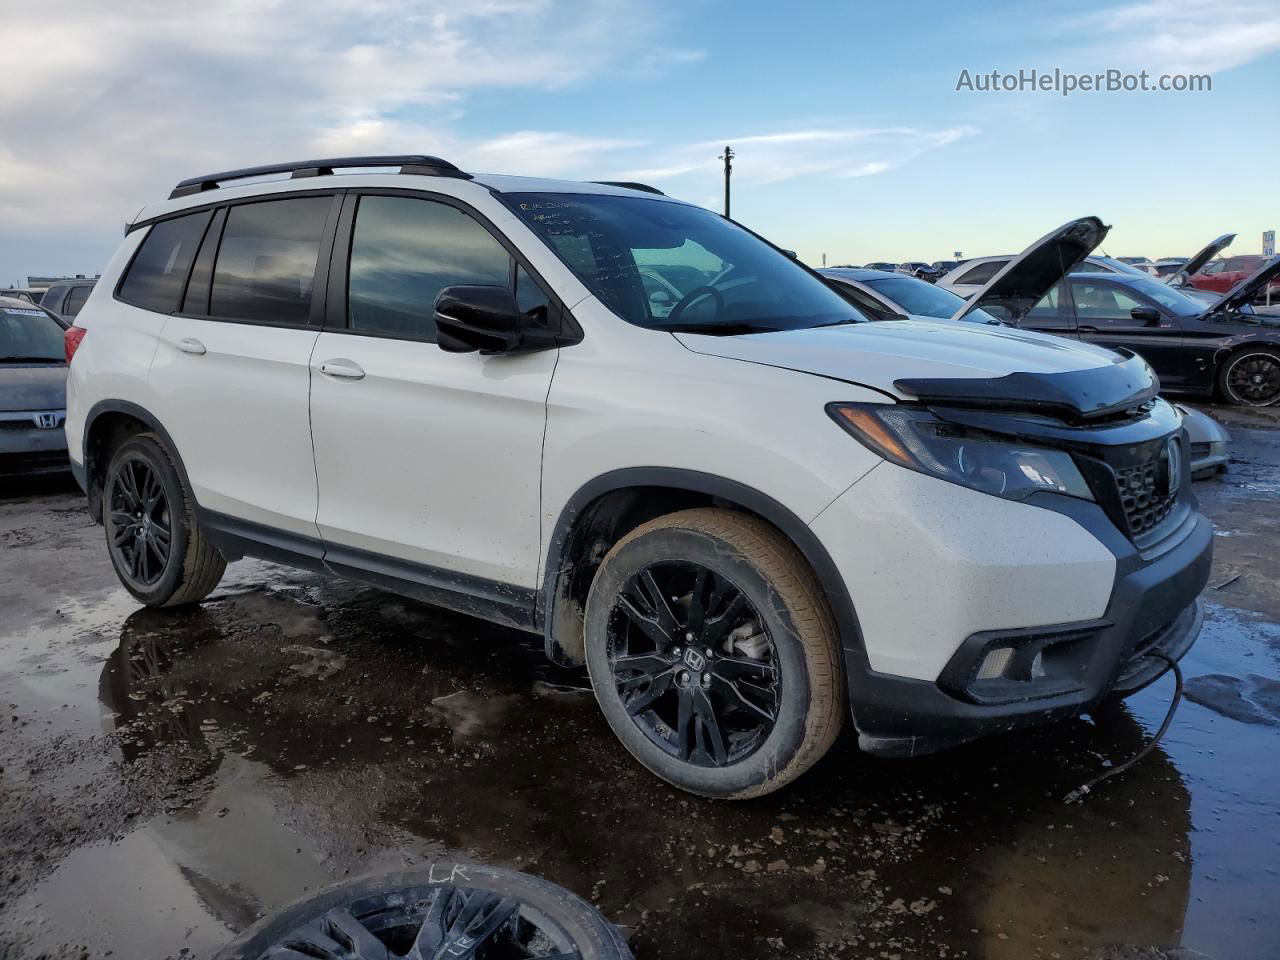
[1,0,1278,284]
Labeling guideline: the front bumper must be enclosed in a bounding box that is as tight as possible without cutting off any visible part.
[848,510,1212,757]
[0,414,69,478]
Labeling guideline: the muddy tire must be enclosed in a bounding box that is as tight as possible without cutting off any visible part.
[584,507,844,799]
[103,432,225,607]
[215,862,633,960]
[1217,347,1280,407]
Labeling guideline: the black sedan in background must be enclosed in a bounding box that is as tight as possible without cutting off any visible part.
[1013,264,1280,406]
[0,297,69,477]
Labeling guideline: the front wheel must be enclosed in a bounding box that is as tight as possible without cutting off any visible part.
[1218,348,1280,406]
[103,433,226,607]
[584,508,844,799]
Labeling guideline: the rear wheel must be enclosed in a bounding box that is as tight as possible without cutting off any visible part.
[1218,348,1280,406]
[584,508,844,799]
[103,433,225,607]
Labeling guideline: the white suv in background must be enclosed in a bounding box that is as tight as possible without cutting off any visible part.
[64,156,1211,798]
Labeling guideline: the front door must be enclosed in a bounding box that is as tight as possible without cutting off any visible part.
[308,192,559,596]
[1066,278,1187,387]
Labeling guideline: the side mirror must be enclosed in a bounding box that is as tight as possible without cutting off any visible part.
[435,285,561,355]
[1130,305,1161,325]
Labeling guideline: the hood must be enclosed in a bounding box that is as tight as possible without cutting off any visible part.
[1209,256,1280,314]
[1166,233,1235,286]
[952,216,1110,324]
[674,317,1157,419]
[0,364,67,412]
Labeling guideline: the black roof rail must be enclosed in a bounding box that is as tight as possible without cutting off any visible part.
[169,155,470,199]
[590,180,666,196]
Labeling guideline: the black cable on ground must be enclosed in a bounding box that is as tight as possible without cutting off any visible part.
[1064,652,1184,804]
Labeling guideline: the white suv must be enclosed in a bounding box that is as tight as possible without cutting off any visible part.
[64,156,1212,798]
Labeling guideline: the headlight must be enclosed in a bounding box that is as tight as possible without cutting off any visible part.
[827,402,1093,502]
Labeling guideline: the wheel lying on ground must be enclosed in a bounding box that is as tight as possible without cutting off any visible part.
[103,432,225,607]
[584,507,844,799]
[1218,347,1280,406]
[215,863,634,960]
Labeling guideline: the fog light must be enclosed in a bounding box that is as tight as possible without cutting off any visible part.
[976,647,1014,680]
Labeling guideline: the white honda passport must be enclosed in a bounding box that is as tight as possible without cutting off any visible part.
[64,156,1212,798]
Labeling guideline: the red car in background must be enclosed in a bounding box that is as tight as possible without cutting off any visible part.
[1188,255,1280,302]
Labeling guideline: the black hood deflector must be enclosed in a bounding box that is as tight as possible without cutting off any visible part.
[895,350,1158,422]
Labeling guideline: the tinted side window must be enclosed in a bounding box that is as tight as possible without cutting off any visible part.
[118,211,212,313]
[1026,281,1072,329]
[210,197,332,325]
[63,285,92,317]
[347,195,511,340]
[40,287,63,312]
[1071,282,1143,323]
[956,260,1002,285]
[1224,257,1253,272]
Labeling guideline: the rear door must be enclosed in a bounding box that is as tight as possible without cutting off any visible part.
[146,192,340,541]
[1066,278,1187,385]
[1019,281,1078,338]
[308,190,559,594]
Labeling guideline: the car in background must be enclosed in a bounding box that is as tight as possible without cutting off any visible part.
[862,261,897,272]
[1176,406,1230,479]
[821,267,1005,324]
[1116,256,1152,266]
[1186,255,1280,303]
[1005,265,1280,406]
[1150,260,1188,278]
[41,278,97,322]
[1,288,42,304]
[938,253,1145,298]
[895,261,931,275]
[0,296,70,477]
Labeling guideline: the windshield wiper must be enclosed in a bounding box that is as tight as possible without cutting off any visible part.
[650,321,786,336]
[0,355,64,363]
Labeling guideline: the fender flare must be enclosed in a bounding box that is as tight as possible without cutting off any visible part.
[81,400,195,521]
[537,466,869,669]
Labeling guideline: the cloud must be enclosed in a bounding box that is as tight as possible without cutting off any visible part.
[613,126,979,189]
[0,0,683,232]
[1070,0,1280,73]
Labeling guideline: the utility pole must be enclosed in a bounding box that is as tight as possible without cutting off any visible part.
[720,145,734,218]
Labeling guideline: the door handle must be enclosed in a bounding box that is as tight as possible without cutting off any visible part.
[318,359,365,380]
[175,337,207,355]
[1077,325,1099,334]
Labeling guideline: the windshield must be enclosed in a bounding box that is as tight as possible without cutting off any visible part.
[866,276,1001,324]
[1116,277,1207,317]
[0,306,65,361]
[505,193,861,333]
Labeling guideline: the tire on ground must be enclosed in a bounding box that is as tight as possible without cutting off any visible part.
[584,507,845,799]
[1217,347,1280,407]
[103,432,226,607]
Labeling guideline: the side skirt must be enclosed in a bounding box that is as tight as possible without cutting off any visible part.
[198,510,538,634]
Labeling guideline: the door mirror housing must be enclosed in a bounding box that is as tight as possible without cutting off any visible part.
[1130,305,1161,325]
[435,285,564,355]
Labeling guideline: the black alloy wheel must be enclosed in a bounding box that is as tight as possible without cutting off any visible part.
[1222,350,1280,406]
[606,560,780,768]
[216,865,633,960]
[107,455,173,586]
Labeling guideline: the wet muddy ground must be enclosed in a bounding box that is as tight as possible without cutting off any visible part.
[1,404,1278,960]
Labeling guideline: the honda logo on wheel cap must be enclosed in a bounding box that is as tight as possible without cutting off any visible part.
[683,649,705,672]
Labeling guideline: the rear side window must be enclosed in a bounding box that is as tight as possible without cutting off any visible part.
[346,195,512,340]
[956,260,1003,285]
[118,211,212,313]
[210,197,332,325]
[63,285,92,317]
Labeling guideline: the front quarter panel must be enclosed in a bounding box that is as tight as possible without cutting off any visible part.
[540,302,888,568]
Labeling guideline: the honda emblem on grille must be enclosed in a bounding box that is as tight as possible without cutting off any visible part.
[1164,437,1181,495]
[35,413,59,430]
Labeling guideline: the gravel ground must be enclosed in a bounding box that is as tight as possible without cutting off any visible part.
[1,403,1277,960]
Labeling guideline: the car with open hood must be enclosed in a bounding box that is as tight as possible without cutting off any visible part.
[0,296,70,477]
[64,156,1210,798]
[971,249,1280,407]
[938,251,1147,298]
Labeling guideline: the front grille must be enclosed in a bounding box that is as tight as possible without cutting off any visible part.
[1114,457,1177,537]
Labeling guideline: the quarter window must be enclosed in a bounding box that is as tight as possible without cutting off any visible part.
[209,197,332,325]
[63,285,92,317]
[118,211,212,313]
[347,195,512,340]
[955,260,1003,285]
